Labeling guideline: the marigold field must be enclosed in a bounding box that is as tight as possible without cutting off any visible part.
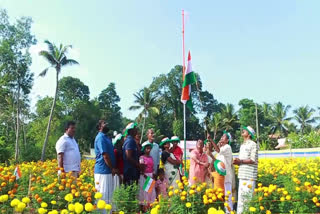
[1,158,320,214]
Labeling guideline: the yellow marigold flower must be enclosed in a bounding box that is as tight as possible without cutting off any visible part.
[189,189,195,195]
[151,208,158,214]
[208,207,217,214]
[119,211,124,214]
[259,206,264,211]
[286,195,291,200]
[97,200,106,209]
[94,192,103,199]
[181,191,187,196]
[316,202,320,207]
[174,189,179,194]
[283,190,288,195]
[180,196,186,201]
[85,203,94,212]
[41,202,48,208]
[38,208,47,214]
[60,209,69,214]
[266,210,272,214]
[312,197,318,203]
[22,197,30,204]
[168,191,173,197]
[0,195,8,202]
[196,186,202,192]
[64,193,73,202]
[249,207,256,212]
[169,186,174,190]
[68,203,75,211]
[105,204,112,210]
[280,197,285,202]
[10,199,20,207]
[317,190,320,195]
[74,202,84,214]
[186,202,191,208]
[295,187,300,191]
[192,176,197,181]
[17,202,26,210]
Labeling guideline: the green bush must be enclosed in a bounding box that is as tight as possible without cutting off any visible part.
[287,131,320,149]
[113,183,139,213]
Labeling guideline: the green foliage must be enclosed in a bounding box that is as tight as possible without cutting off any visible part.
[98,82,123,133]
[113,183,139,213]
[287,131,320,149]
[173,119,183,138]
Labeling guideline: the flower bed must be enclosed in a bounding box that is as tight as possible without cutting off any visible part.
[0,158,320,213]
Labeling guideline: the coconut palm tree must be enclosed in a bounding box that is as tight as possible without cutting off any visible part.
[293,105,317,134]
[220,103,238,131]
[39,40,79,161]
[208,113,223,140]
[129,87,159,143]
[270,102,292,137]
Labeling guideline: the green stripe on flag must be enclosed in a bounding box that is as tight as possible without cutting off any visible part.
[143,176,151,190]
[186,99,193,111]
[182,72,196,88]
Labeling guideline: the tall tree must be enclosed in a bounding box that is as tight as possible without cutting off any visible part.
[129,87,159,143]
[0,9,36,161]
[39,40,79,161]
[58,76,89,114]
[293,105,317,134]
[98,82,123,132]
[270,102,292,137]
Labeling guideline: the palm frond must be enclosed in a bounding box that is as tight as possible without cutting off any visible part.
[39,50,58,65]
[129,105,141,111]
[39,67,50,77]
[61,58,79,66]
[44,40,55,55]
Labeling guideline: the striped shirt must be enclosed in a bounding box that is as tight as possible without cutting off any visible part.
[238,139,258,180]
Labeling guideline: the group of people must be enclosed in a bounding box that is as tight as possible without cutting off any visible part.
[55,120,259,214]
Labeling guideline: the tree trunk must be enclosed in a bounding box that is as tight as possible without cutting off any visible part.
[15,86,20,161]
[22,116,27,149]
[140,110,147,144]
[41,70,59,161]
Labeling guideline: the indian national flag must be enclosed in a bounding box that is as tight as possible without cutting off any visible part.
[143,176,156,193]
[181,51,197,110]
[14,165,22,180]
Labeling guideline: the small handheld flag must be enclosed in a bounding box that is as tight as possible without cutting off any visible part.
[14,165,22,180]
[142,176,156,193]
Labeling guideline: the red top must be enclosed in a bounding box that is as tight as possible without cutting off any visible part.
[172,146,183,161]
[114,149,124,174]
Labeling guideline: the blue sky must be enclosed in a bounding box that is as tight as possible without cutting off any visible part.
[1,0,320,119]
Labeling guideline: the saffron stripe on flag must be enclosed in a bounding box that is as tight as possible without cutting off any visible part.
[143,176,155,193]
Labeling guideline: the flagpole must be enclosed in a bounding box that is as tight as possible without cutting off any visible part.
[182,9,187,176]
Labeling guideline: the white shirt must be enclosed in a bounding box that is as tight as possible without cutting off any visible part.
[217,144,233,183]
[56,133,81,172]
[146,140,160,174]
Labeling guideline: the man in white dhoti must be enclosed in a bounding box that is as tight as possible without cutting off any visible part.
[94,120,117,213]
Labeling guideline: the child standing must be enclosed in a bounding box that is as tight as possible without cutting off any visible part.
[155,168,168,199]
[139,142,156,211]
[212,160,226,193]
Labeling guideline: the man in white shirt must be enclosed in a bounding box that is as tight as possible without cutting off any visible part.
[144,129,160,178]
[56,121,81,178]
